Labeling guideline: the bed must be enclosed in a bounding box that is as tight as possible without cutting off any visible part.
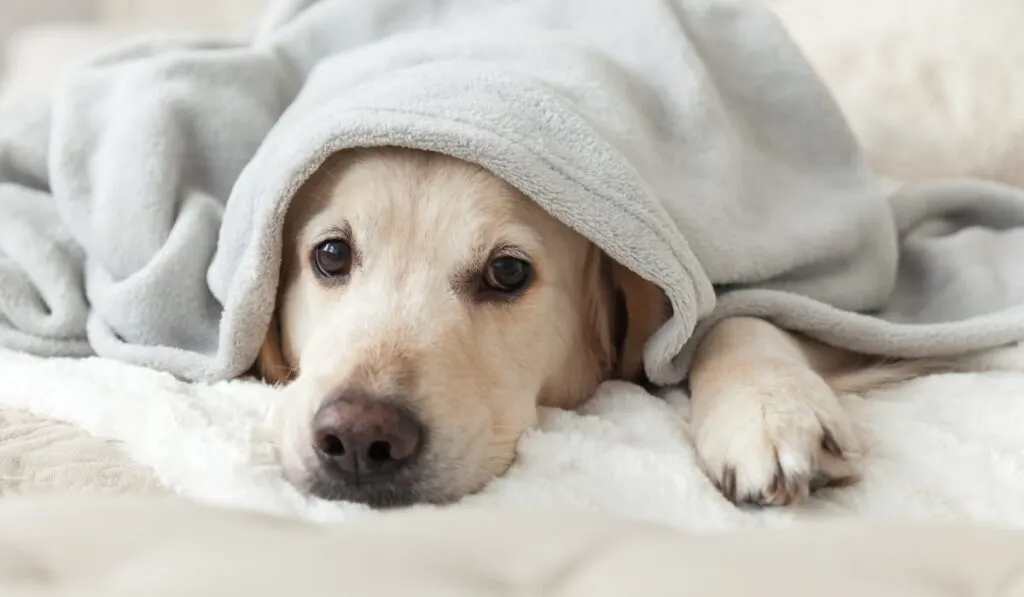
[1,0,1024,585]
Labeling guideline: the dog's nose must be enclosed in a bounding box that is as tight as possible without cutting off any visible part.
[311,396,424,481]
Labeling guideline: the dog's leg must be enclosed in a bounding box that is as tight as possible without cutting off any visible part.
[688,316,862,506]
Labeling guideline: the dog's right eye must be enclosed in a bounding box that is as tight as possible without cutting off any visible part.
[482,256,532,296]
[312,239,353,280]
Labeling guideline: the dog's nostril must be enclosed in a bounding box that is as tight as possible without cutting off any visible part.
[367,440,393,462]
[317,432,347,457]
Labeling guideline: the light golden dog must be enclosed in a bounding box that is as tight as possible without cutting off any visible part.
[258,146,938,508]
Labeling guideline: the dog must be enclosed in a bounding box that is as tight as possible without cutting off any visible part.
[256,146,954,508]
[249,0,1024,509]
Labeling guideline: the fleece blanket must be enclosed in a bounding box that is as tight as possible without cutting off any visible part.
[2,0,1024,385]
[4,344,1024,525]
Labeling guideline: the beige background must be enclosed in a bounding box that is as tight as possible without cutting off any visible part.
[1,1,96,44]
[0,0,267,95]
[1,0,266,35]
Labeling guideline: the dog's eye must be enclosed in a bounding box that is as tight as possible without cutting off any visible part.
[484,257,532,293]
[312,239,353,280]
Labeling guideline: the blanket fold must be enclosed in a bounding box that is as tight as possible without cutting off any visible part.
[2,0,1024,384]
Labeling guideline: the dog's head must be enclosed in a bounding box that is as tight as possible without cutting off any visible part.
[259,147,666,507]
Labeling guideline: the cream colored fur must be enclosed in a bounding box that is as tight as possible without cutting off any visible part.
[262,148,662,506]
[262,147,949,508]
[260,0,1024,507]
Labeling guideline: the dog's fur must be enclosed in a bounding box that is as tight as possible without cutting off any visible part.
[255,146,950,508]
[259,148,667,506]
[257,0,1024,507]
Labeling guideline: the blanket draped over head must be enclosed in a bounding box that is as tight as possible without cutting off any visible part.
[3,0,1024,385]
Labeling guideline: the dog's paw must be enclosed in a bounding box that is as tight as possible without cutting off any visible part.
[692,362,861,507]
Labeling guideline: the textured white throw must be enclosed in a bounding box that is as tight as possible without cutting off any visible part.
[3,346,1024,529]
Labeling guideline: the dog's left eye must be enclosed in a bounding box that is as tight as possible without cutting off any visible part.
[312,239,353,280]
[484,257,532,294]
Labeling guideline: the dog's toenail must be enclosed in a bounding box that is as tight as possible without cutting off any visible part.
[821,429,843,456]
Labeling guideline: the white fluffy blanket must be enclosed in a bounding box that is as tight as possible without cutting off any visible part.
[4,345,1024,528]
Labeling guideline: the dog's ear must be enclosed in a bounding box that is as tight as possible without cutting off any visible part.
[255,311,295,384]
[608,260,669,384]
[581,246,619,380]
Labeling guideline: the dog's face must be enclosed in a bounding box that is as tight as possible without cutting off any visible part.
[260,147,665,507]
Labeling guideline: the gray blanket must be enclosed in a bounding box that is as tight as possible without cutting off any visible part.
[3,0,1024,385]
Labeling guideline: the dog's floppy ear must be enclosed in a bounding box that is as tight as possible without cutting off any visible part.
[255,311,295,384]
[581,246,619,380]
[608,260,669,384]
